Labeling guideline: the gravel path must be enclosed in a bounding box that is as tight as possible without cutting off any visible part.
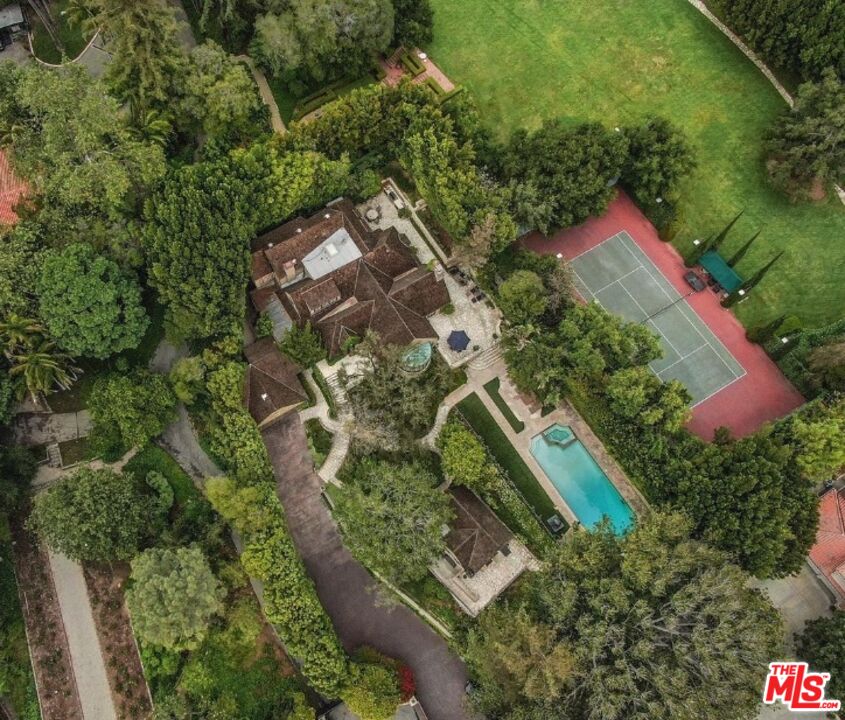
[47,550,116,720]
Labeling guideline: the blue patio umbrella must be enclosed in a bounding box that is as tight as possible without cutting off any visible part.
[447,330,471,352]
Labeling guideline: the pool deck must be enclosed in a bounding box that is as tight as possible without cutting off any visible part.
[436,360,650,527]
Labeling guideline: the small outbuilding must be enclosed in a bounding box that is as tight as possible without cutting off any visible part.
[243,338,308,428]
[0,4,27,50]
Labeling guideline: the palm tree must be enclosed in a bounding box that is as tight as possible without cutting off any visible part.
[0,315,45,358]
[8,339,80,401]
[130,104,173,147]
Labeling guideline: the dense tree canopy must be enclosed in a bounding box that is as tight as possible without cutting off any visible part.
[497,270,548,325]
[180,42,263,139]
[334,458,453,584]
[29,468,160,563]
[710,0,844,80]
[37,243,148,359]
[765,69,845,201]
[342,333,456,448]
[621,116,696,208]
[392,0,434,49]
[80,0,188,110]
[0,64,165,242]
[128,546,225,651]
[342,661,403,720]
[0,224,42,319]
[500,120,628,233]
[251,0,394,88]
[797,612,845,703]
[88,370,177,455]
[465,513,782,720]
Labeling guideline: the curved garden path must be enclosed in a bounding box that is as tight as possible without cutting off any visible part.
[262,416,471,720]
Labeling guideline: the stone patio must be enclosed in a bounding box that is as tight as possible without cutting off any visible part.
[358,188,501,368]
[431,538,538,617]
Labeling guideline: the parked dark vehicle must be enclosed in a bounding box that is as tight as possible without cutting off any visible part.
[684,270,706,292]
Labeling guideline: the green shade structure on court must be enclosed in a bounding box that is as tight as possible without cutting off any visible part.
[700,251,743,293]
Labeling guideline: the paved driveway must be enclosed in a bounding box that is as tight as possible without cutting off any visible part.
[262,417,471,720]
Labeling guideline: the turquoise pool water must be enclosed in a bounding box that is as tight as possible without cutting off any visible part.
[529,424,635,534]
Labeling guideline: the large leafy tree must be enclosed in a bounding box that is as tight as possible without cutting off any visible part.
[500,120,629,232]
[606,366,691,434]
[392,0,433,49]
[659,430,818,578]
[334,458,453,584]
[342,662,403,720]
[143,158,253,340]
[277,321,325,367]
[127,546,225,651]
[497,269,548,325]
[467,513,782,720]
[709,0,844,80]
[88,370,177,454]
[251,0,394,88]
[78,0,188,110]
[0,224,42,318]
[180,41,263,139]
[342,333,456,448]
[0,64,165,243]
[766,68,845,201]
[29,468,159,562]
[621,116,696,207]
[797,612,845,703]
[37,243,148,359]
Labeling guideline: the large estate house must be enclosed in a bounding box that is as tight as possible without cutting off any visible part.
[249,199,450,355]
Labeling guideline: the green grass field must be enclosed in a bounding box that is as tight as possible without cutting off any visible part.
[429,0,845,328]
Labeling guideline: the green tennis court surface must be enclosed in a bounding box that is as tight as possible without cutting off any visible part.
[570,232,745,405]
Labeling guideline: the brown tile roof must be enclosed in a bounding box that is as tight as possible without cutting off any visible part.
[250,200,449,356]
[243,338,307,426]
[446,486,512,574]
[300,279,341,315]
[809,488,845,602]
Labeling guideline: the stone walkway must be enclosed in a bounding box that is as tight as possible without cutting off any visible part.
[298,369,352,485]
[237,55,287,134]
[47,550,116,720]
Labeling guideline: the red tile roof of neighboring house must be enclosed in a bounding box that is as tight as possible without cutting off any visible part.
[0,149,26,225]
[809,487,845,604]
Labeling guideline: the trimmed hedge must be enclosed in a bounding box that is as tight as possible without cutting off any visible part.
[312,367,337,420]
[456,393,560,528]
[399,51,425,77]
[483,378,525,433]
[206,479,348,697]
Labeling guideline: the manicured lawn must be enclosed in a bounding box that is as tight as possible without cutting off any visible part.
[483,377,525,433]
[429,0,845,328]
[456,392,558,522]
[30,0,92,63]
[57,436,94,466]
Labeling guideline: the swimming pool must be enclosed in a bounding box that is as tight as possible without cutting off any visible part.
[529,424,635,534]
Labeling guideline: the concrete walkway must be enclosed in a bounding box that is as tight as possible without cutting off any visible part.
[237,55,286,134]
[47,550,116,720]
[263,416,471,720]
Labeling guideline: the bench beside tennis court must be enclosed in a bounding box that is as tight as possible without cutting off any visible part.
[570,231,745,406]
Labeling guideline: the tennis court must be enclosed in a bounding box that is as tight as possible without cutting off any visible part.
[570,231,745,405]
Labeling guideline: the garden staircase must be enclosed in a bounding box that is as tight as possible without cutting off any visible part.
[468,342,503,371]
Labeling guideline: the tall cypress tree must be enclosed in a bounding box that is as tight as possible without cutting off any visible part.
[710,209,745,253]
[747,313,786,343]
[727,229,761,267]
[743,251,784,291]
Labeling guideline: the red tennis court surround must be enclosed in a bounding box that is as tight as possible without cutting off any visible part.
[521,192,804,440]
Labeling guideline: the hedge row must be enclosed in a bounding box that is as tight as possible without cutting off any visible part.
[399,51,425,77]
[202,364,348,696]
